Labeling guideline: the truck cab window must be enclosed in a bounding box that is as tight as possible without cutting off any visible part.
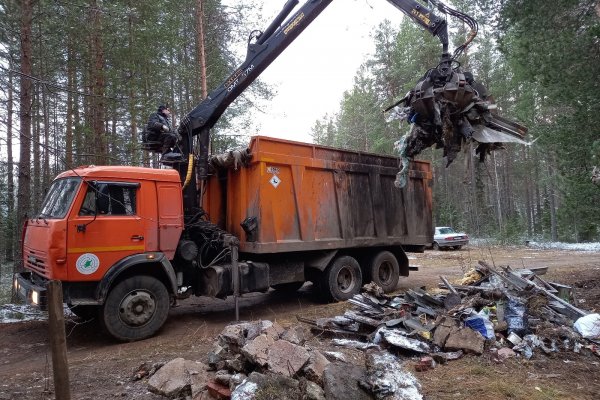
[39,177,82,219]
[79,183,137,216]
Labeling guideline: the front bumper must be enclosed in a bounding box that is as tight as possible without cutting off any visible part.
[14,272,48,310]
[438,239,469,248]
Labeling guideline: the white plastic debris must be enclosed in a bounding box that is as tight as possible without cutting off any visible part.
[573,313,600,339]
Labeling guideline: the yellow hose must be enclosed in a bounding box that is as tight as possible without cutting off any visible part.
[182,154,194,190]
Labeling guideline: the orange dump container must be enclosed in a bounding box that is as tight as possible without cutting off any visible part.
[205,136,432,254]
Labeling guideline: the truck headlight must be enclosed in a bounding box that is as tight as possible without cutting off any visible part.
[31,290,39,305]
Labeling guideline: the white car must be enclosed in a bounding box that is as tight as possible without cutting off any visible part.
[433,227,469,250]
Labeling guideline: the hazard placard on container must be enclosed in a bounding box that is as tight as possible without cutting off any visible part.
[270,175,281,188]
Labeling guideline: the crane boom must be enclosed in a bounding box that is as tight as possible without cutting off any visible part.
[175,0,455,214]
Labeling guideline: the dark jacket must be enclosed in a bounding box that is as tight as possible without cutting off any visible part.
[145,112,171,141]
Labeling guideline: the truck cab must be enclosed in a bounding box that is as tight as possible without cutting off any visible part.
[15,166,183,340]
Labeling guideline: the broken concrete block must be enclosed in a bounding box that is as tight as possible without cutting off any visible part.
[225,354,246,373]
[365,350,423,399]
[433,317,458,347]
[231,372,301,400]
[241,334,275,367]
[322,363,373,400]
[302,379,326,400]
[302,350,331,385]
[262,320,285,340]
[444,327,485,355]
[148,358,210,398]
[214,370,231,386]
[281,324,307,345]
[267,339,310,376]
[219,323,250,350]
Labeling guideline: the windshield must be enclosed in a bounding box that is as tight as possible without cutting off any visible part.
[38,177,82,219]
[437,227,456,234]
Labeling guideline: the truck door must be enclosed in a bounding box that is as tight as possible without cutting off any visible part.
[67,181,146,281]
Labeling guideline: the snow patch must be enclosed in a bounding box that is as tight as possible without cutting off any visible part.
[0,304,47,323]
[526,241,600,252]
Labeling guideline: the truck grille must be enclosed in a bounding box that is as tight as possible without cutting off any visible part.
[25,249,48,277]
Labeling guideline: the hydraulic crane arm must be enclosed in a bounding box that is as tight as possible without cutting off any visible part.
[179,0,449,142]
[175,0,462,214]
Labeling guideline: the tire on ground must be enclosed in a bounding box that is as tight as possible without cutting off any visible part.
[433,242,440,251]
[320,255,362,302]
[367,251,400,293]
[101,275,170,342]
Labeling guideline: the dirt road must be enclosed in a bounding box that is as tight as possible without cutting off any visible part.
[1,246,599,399]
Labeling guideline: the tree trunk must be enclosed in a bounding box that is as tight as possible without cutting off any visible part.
[195,0,208,99]
[65,38,74,168]
[33,88,41,210]
[548,156,558,241]
[127,8,138,164]
[17,0,34,261]
[5,68,15,260]
[90,0,106,164]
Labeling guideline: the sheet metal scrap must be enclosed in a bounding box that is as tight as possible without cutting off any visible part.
[388,67,528,188]
[299,263,598,361]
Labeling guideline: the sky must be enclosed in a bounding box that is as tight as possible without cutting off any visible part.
[236,0,405,143]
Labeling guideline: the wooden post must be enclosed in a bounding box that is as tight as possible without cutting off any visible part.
[47,280,71,400]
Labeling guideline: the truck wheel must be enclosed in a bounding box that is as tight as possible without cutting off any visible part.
[367,251,400,293]
[101,276,170,342]
[321,256,362,302]
[68,305,99,321]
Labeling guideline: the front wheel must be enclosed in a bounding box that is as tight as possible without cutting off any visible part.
[101,276,170,342]
[319,256,362,302]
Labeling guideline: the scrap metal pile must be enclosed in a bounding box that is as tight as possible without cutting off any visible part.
[299,261,600,366]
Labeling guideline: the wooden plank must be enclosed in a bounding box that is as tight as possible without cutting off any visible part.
[48,280,71,400]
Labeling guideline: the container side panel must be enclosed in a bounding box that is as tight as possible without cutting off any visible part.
[346,172,375,238]
[381,175,409,238]
[305,167,341,240]
[259,162,301,243]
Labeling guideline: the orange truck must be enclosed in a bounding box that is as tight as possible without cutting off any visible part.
[14,0,460,340]
[15,136,432,341]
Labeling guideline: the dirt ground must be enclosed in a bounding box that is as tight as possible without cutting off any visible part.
[1,246,599,400]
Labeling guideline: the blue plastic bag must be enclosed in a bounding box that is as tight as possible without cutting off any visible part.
[465,314,495,339]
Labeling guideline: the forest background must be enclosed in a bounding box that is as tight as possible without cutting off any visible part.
[0,0,599,265]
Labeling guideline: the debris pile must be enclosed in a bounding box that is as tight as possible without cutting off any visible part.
[299,261,600,366]
[144,320,423,399]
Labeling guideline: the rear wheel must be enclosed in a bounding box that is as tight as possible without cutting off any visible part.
[432,242,440,251]
[319,256,362,302]
[101,276,170,342]
[367,251,400,293]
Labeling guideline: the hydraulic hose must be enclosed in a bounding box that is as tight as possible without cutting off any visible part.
[182,154,195,190]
